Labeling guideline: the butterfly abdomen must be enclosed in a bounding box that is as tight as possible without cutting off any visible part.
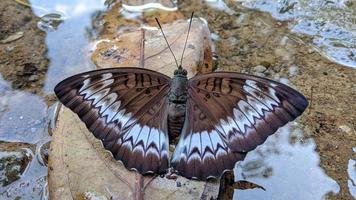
[167,103,186,141]
[167,68,189,141]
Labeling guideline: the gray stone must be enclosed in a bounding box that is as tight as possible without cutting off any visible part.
[0,32,24,44]
[254,65,267,73]
[28,75,39,81]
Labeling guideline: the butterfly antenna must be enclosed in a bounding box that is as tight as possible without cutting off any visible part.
[155,17,179,68]
[180,12,194,67]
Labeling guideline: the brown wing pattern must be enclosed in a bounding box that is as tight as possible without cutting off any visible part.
[171,72,308,180]
[54,67,171,174]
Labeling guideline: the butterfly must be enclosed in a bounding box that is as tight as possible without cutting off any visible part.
[54,13,308,180]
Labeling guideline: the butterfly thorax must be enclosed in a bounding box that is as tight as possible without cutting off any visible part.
[167,67,188,141]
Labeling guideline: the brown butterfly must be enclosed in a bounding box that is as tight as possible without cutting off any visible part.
[54,13,308,180]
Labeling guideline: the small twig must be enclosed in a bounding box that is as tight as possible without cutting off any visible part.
[143,175,158,190]
[308,86,314,114]
[134,172,144,200]
[15,0,49,12]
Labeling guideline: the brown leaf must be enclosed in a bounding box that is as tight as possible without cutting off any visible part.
[92,19,212,78]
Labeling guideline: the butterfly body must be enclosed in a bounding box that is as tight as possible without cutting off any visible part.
[167,67,188,141]
[54,67,308,180]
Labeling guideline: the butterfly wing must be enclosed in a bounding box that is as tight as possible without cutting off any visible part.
[54,67,171,174]
[171,72,308,180]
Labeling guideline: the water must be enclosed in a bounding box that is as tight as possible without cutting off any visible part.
[0,0,106,199]
[0,0,354,199]
[28,0,107,93]
[234,123,339,199]
[348,148,356,198]
[237,0,356,68]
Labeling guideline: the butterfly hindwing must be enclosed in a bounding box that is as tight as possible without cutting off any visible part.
[171,72,308,180]
[171,98,247,180]
[54,67,171,174]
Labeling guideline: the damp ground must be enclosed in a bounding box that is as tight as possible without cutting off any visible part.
[0,0,355,199]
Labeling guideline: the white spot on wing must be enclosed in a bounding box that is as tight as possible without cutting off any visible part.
[103,101,121,123]
[189,134,201,154]
[81,79,114,99]
[97,93,118,115]
[200,131,212,154]
[112,108,132,127]
[238,101,260,125]
[233,107,250,133]
[245,95,269,116]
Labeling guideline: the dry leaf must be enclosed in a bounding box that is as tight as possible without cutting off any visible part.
[92,19,213,78]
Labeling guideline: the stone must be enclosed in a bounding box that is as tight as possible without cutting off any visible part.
[254,65,267,73]
[339,125,353,136]
[28,75,39,81]
[0,148,32,187]
[0,32,24,44]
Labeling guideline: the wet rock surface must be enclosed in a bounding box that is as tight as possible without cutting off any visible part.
[0,0,48,94]
[0,142,34,187]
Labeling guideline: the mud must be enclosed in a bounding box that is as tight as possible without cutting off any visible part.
[0,0,48,95]
[179,1,355,199]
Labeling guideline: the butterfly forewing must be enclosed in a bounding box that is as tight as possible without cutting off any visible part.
[171,72,308,180]
[54,67,171,174]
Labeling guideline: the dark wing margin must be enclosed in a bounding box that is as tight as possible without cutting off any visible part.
[171,72,308,180]
[54,67,171,174]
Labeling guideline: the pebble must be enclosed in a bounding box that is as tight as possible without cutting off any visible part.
[0,150,32,186]
[308,48,315,54]
[5,45,16,52]
[227,37,238,46]
[279,77,289,85]
[28,75,39,81]
[253,72,265,77]
[288,65,298,77]
[339,125,353,136]
[1,32,24,44]
[254,65,267,73]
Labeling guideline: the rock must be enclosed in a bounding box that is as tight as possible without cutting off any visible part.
[339,125,353,136]
[253,72,265,77]
[23,63,37,75]
[0,32,24,44]
[227,37,239,46]
[28,75,39,82]
[0,151,29,186]
[254,65,267,73]
[260,61,271,68]
[39,141,50,165]
[308,48,315,54]
[0,144,33,187]
[5,45,16,52]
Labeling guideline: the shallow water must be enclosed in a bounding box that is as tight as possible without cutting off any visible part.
[0,0,354,199]
[29,0,106,93]
[238,0,356,68]
[234,123,339,199]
